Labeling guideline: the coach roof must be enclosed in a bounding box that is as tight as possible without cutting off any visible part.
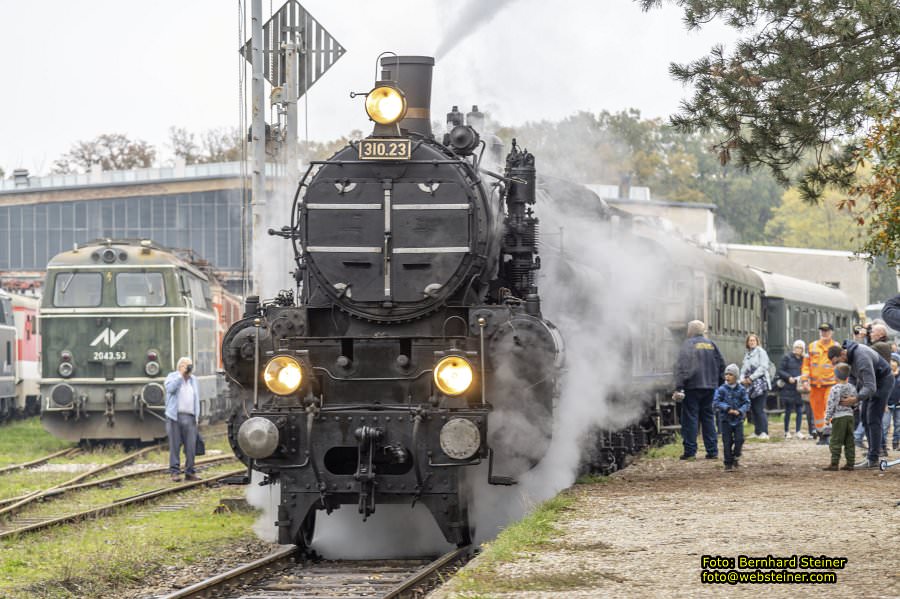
[749,267,856,312]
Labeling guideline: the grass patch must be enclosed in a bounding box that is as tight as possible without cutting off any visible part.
[0,484,259,598]
[575,473,609,485]
[0,419,72,465]
[645,434,683,459]
[453,494,574,594]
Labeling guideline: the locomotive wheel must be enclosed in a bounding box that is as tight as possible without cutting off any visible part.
[295,509,316,549]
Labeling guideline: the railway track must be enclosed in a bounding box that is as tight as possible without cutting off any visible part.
[160,544,472,599]
[0,443,167,518]
[0,454,236,509]
[0,467,245,540]
[0,447,80,475]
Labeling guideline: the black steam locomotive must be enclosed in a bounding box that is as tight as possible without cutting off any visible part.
[224,55,563,547]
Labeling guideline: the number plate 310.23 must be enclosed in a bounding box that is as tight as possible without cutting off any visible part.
[358,138,411,160]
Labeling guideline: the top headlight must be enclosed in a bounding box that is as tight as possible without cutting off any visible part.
[433,356,474,396]
[263,356,303,396]
[365,85,407,125]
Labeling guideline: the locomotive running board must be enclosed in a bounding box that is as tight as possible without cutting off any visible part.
[487,448,516,486]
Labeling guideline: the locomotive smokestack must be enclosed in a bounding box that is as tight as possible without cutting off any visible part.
[379,55,434,137]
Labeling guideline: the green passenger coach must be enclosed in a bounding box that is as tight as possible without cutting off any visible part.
[39,240,225,442]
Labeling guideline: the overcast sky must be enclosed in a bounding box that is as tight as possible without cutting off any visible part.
[0,0,734,175]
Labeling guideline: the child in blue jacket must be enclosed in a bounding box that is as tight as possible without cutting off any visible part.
[714,364,751,471]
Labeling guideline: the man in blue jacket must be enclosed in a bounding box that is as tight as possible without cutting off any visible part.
[828,342,894,468]
[674,320,726,460]
[165,356,201,482]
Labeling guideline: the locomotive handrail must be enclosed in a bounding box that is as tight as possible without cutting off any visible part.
[311,365,432,382]
[427,455,482,468]
[307,159,466,166]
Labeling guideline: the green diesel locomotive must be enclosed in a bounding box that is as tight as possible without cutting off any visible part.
[40,240,233,442]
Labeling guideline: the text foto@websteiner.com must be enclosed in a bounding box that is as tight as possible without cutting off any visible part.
[700,554,846,585]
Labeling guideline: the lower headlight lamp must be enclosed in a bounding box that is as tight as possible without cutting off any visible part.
[439,418,481,460]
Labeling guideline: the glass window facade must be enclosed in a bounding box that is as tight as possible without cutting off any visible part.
[0,189,244,272]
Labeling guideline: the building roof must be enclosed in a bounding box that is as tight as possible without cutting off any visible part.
[607,198,717,211]
[0,161,281,196]
[727,243,858,259]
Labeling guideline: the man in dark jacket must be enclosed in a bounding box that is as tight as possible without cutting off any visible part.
[828,341,894,468]
[674,320,725,460]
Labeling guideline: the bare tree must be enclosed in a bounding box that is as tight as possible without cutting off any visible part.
[167,126,243,164]
[199,127,243,163]
[168,126,202,165]
[52,133,156,174]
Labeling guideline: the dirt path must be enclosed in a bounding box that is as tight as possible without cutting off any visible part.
[435,433,900,598]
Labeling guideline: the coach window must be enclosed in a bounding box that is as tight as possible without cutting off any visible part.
[0,298,7,324]
[722,284,729,332]
[116,272,166,307]
[713,283,722,334]
[741,289,748,333]
[730,285,737,333]
[53,272,102,307]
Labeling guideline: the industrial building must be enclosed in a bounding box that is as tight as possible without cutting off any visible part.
[0,163,252,291]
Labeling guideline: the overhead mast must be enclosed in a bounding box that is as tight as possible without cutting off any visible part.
[250,0,266,296]
[241,0,346,297]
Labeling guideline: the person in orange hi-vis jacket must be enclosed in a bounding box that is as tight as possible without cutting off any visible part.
[802,323,838,445]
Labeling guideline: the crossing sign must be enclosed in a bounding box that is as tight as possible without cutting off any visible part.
[242,0,345,97]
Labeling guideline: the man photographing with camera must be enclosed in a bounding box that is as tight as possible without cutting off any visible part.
[164,356,201,482]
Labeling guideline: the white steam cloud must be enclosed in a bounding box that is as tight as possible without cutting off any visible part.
[245,469,281,543]
[252,173,297,299]
[463,185,669,542]
[434,0,521,60]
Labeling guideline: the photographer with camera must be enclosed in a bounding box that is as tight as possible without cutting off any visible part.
[164,356,201,482]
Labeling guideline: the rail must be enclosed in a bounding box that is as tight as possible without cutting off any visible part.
[0,443,164,518]
[0,454,236,508]
[161,544,473,599]
[0,468,244,540]
[0,447,80,476]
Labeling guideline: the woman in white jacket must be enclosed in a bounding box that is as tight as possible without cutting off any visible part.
[742,333,772,439]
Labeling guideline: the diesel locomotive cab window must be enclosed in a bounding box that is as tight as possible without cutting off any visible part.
[53,272,102,307]
[186,276,208,310]
[115,272,166,307]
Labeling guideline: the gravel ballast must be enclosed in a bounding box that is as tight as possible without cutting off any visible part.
[432,433,900,598]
